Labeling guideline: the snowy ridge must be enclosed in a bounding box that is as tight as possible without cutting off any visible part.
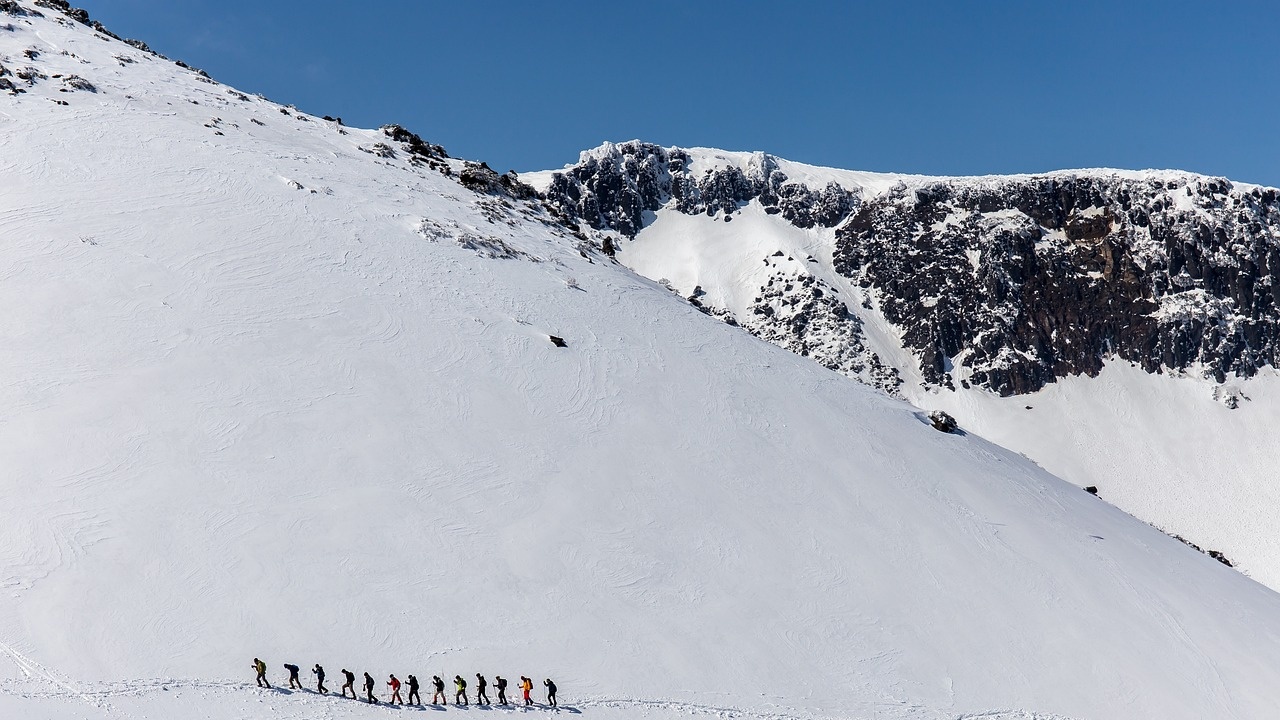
[6,3,1280,720]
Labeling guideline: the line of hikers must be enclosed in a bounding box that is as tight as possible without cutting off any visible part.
[252,658,557,708]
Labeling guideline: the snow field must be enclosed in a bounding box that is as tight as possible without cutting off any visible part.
[3,6,1280,720]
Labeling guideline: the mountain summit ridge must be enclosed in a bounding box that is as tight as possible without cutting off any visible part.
[532,139,1280,396]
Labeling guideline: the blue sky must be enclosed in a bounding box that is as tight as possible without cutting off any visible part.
[80,1,1280,184]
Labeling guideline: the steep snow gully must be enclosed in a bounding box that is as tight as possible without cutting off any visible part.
[5,3,1280,720]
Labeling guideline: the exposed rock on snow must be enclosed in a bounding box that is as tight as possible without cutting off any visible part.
[837,175,1280,395]
[541,142,1280,398]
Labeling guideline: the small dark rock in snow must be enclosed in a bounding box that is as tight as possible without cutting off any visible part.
[1084,486,1098,495]
[1208,550,1234,567]
[549,335,567,348]
[928,410,958,434]
[62,74,95,92]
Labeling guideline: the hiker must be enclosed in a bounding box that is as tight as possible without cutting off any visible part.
[455,674,469,705]
[520,676,533,706]
[252,658,270,688]
[312,663,327,693]
[364,671,378,703]
[388,674,403,704]
[476,673,490,704]
[341,668,356,698]
[407,673,422,705]
[495,675,508,705]
[544,678,557,708]
[432,675,446,704]
[284,663,301,689]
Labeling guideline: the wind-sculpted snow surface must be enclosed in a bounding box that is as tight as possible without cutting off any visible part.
[8,4,1280,720]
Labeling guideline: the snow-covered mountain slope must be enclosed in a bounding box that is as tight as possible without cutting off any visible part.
[530,140,1280,592]
[7,3,1280,720]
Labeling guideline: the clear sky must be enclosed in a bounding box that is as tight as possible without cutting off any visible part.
[79,0,1280,185]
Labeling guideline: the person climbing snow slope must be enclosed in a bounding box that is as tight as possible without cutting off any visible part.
[432,675,446,704]
[455,674,469,705]
[284,663,301,690]
[388,674,403,704]
[252,658,269,688]
[312,663,327,693]
[341,668,356,698]
[520,676,533,706]
[544,678,557,708]
[476,673,489,704]
[495,675,508,705]
[407,674,421,705]
[364,671,378,703]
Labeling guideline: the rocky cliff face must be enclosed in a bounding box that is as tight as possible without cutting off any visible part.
[544,141,858,237]
[837,175,1280,394]
[540,142,1280,396]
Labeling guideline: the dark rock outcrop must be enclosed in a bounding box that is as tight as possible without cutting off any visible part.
[34,0,87,24]
[929,410,958,433]
[459,162,536,199]
[543,143,1280,397]
[835,175,1280,394]
[1,1,36,16]
[381,124,448,160]
[541,141,858,239]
